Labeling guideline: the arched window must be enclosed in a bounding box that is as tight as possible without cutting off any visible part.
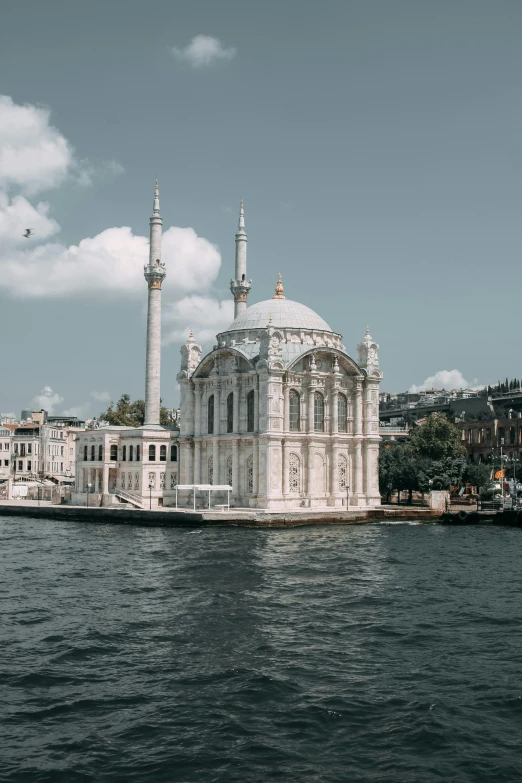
[314,392,324,432]
[247,390,255,432]
[208,455,214,485]
[208,395,214,434]
[338,454,348,491]
[247,454,254,494]
[134,472,139,490]
[289,390,300,431]
[289,453,301,493]
[149,444,156,461]
[110,444,117,461]
[83,445,87,461]
[98,444,103,461]
[170,473,177,490]
[160,472,165,489]
[160,445,167,462]
[148,472,156,488]
[129,445,134,462]
[91,444,95,461]
[227,454,233,486]
[338,394,347,433]
[122,445,127,461]
[121,472,125,488]
[171,444,178,461]
[136,445,141,462]
[227,393,234,433]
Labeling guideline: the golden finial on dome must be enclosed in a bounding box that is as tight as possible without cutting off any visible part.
[272,272,285,300]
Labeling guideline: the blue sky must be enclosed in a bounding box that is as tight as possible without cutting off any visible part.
[1,0,521,417]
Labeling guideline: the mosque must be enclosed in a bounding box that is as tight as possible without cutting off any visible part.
[74,184,382,510]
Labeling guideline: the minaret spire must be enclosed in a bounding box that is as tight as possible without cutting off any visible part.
[143,180,166,427]
[230,199,252,319]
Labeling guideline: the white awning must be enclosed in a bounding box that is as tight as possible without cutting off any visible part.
[176,484,232,491]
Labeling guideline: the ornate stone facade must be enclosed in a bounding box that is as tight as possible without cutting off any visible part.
[178,270,383,509]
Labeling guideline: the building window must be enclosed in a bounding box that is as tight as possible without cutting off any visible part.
[84,445,88,461]
[27,443,32,455]
[60,463,63,472]
[148,472,156,489]
[136,445,141,462]
[18,460,23,471]
[247,390,255,432]
[121,472,125,488]
[171,444,178,461]
[110,444,117,461]
[227,393,234,433]
[247,454,253,494]
[91,444,95,461]
[160,472,165,489]
[122,445,127,461]
[160,445,167,461]
[314,392,325,432]
[338,395,347,432]
[135,472,140,490]
[338,454,348,490]
[289,390,300,431]
[289,453,300,493]
[227,454,233,487]
[208,395,214,435]
[98,445,103,461]
[510,427,516,445]
[499,427,505,444]
[61,446,64,457]
[27,460,32,472]
[170,473,177,490]
[128,445,133,461]
[149,445,156,461]
[208,455,214,485]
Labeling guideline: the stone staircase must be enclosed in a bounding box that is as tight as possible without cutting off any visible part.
[114,488,144,508]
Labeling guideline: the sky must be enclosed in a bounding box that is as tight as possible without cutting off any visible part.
[1,0,521,418]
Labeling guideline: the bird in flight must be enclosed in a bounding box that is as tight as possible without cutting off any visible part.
[23,228,33,238]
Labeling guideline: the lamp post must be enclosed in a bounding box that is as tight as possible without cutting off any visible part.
[86,482,92,508]
[149,481,153,510]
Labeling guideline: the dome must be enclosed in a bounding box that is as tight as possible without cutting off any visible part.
[227,298,333,332]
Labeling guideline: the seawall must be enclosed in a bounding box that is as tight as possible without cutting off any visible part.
[0,503,440,527]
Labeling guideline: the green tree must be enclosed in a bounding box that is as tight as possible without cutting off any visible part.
[99,393,175,427]
[462,462,492,491]
[407,413,466,462]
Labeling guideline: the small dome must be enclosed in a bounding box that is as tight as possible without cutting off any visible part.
[227,298,333,332]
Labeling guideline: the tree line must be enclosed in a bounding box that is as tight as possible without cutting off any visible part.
[379,414,491,504]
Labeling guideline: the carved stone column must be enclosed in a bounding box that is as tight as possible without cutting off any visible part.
[364,441,372,497]
[307,442,314,500]
[194,440,201,484]
[233,382,240,434]
[354,381,363,436]
[331,388,339,434]
[212,438,219,485]
[232,438,239,497]
[308,384,315,434]
[194,386,202,437]
[354,441,363,497]
[103,463,109,495]
[282,439,290,496]
[283,385,290,432]
[252,439,259,496]
[331,441,339,500]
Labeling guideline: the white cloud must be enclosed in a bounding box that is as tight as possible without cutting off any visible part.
[164,296,234,345]
[61,402,92,419]
[32,386,64,414]
[172,35,236,68]
[0,192,60,246]
[409,369,481,393]
[0,95,75,195]
[0,224,221,299]
[91,391,111,404]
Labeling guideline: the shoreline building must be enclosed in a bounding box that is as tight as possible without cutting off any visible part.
[74,187,382,509]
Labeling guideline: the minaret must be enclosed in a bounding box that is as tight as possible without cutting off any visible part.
[230,200,252,319]
[143,180,166,427]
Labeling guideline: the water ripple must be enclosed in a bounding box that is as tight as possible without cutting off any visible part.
[1,518,522,782]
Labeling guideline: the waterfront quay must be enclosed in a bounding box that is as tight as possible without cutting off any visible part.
[0,500,439,527]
